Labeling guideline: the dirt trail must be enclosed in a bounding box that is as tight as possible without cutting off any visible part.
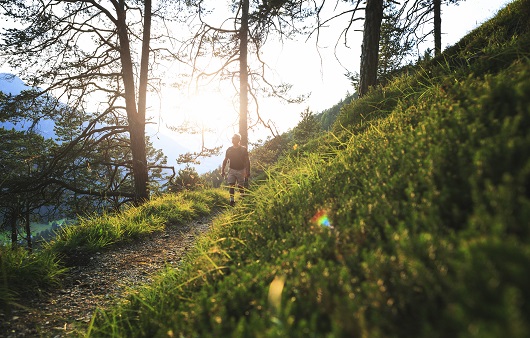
[0,214,215,337]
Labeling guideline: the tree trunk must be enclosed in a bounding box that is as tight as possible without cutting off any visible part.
[239,0,249,148]
[136,0,152,201]
[24,204,32,252]
[434,0,442,56]
[359,0,383,97]
[9,207,19,249]
[116,0,150,203]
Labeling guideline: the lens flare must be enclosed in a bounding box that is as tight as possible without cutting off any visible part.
[311,209,332,228]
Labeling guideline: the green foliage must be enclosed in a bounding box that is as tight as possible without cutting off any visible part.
[170,165,204,192]
[318,92,356,130]
[0,90,171,238]
[290,109,322,147]
[249,135,290,180]
[86,1,530,337]
[201,167,225,188]
[0,246,66,309]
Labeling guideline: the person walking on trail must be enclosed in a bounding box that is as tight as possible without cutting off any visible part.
[221,133,250,206]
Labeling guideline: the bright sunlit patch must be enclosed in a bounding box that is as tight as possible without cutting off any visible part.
[149,85,238,158]
[311,209,333,228]
[178,90,234,128]
[268,275,286,314]
[150,83,237,139]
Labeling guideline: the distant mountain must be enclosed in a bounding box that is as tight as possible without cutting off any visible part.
[0,73,56,138]
[0,73,29,95]
[147,127,222,174]
[146,127,192,169]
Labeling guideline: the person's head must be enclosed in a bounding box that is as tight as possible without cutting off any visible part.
[232,133,241,146]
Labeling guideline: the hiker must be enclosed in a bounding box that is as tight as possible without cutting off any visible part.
[221,133,250,206]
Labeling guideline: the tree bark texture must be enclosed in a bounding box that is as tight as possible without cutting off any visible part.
[434,0,442,56]
[359,0,383,97]
[10,210,18,248]
[116,0,150,203]
[24,205,32,252]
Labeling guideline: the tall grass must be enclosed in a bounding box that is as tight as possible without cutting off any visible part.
[87,1,530,336]
[0,246,66,310]
[47,189,229,257]
[0,188,229,309]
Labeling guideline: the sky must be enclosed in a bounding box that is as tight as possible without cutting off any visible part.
[0,0,513,173]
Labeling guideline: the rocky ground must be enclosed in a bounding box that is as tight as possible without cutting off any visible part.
[0,214,216,337]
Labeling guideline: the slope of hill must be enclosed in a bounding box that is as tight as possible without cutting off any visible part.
[0,73,28,95]
[2,0,529,336]
[0,73,57,138]
[84,0,529,336]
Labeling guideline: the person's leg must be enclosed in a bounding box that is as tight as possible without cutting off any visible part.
[227,170,237,206]
[235,169,246,197]
[229,184,236,206]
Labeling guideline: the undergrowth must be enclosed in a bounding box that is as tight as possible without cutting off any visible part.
[0,246,66,311]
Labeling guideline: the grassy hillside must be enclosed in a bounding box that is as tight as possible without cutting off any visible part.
[85,1,530,337]
[86,0,530,337]
[2,0,526,335]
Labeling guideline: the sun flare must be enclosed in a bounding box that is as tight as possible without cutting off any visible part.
[155,85,239,136]
[181,90,237,129]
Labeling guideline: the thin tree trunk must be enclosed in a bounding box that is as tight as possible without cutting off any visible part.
[434,0,442,56]
[10,207,19,249]
[116,0,149,203]
[359,0,383,97]
[239,0,249,148]
[136,0,152,201]
[24,204,32,252]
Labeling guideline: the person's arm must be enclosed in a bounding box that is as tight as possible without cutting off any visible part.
[245,150,251,178]
[221,156,228,177]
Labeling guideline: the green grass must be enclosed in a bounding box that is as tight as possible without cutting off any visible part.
[0,188,229,309]
[2,0,530,336]
[85,1,530,336]
[0,246,66,310]
[46,189,228,256]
